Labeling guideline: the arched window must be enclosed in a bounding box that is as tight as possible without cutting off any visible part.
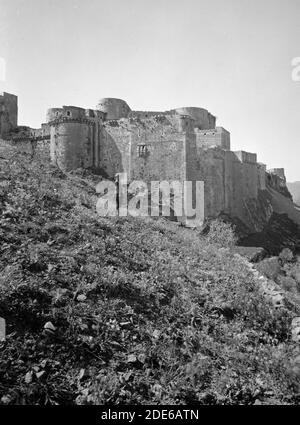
[137,145,149,157]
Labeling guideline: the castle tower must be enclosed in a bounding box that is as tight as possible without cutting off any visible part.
[96,98,131,120]
[47,106,103,171]
[0,92,18,138]
[172,107,216,129]
[268,168,286,182]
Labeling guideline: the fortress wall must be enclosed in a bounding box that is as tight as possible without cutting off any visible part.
[12,139,33,155]
[217,127,230,150]
[223,151,259,224]
[257,163,267,190]
[128,111,168,119]
[94,116,187,219]
[50,121,93,170]
[0,138,32,154]
[30,123,50,138]
[128,127,187,224]
[129,116,193,181]
[190,146,259,221]
[35,139,50,159]
[99,124,132,178]
[0,92,18,137]
[185,131,198,183]
[60,106,87,120]
[266,170,292,199]
[184,130,205,225]
[46,106,88,123]
[129,116,188,181]
[268,168,286,182]
[99,118,187,221]
[97,98,131,120]
[195,127,230,150]
[131,138,186,182]
[233,150,257,164]
[4,137,50,160]
[100,114,192,180]
[241,161,258,199]
[195,147,226,217]
[172,107,216,129]
[46,108,64,122]
[235,161,249,215]
[231,151,258,211]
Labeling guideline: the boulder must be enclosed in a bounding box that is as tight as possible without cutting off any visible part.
[232,246,267,263]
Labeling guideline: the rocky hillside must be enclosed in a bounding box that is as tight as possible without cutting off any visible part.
[0,144,300,405]
[238,186,300,255]
[234,178,300,255]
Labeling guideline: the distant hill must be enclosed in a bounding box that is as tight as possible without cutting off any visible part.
[287,181,300,206]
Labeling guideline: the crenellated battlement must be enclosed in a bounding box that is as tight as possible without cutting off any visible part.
[48,116,99,126]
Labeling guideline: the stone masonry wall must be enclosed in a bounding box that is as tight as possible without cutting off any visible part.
[0,92,18,138]
[188,144,260,227]
[2,138,50,160]
[172,107,216,129]
[195,127,230,150]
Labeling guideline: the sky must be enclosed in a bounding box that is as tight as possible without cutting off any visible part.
[0,0,300,180]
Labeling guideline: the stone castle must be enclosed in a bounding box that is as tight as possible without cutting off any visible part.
[0,92,289,228]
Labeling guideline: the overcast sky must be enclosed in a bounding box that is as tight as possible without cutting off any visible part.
[1,0,300,180]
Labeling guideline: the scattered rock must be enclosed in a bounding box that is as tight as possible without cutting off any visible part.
[138,353,146,363]
[43,321,56,336]
[36,371,46,380]
[77,294,87,302]
[47,264,56,273]
[233,246,267,263]
[24,371,33,384]
[119,321,131,328]
[78,368,86,381]
[291,317,300,343]
[127,354,137,363]
[255,257,281,280]
[40,359,48,369]
[271,293,285,309]
[152,330,160,339]
[279,248,294,264]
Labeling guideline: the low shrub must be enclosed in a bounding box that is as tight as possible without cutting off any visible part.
[204,219,238,248]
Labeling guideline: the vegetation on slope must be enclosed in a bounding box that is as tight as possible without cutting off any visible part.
[0,146,300,405]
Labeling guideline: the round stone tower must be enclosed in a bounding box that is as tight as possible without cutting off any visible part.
[172,107,216,130]
[96,98,131,120]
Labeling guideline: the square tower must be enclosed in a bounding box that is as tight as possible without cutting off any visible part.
[0,92,18,138]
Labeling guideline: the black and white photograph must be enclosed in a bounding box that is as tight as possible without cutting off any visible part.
[1,0,300,416]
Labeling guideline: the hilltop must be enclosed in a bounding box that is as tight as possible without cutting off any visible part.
[1,145,300,405]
